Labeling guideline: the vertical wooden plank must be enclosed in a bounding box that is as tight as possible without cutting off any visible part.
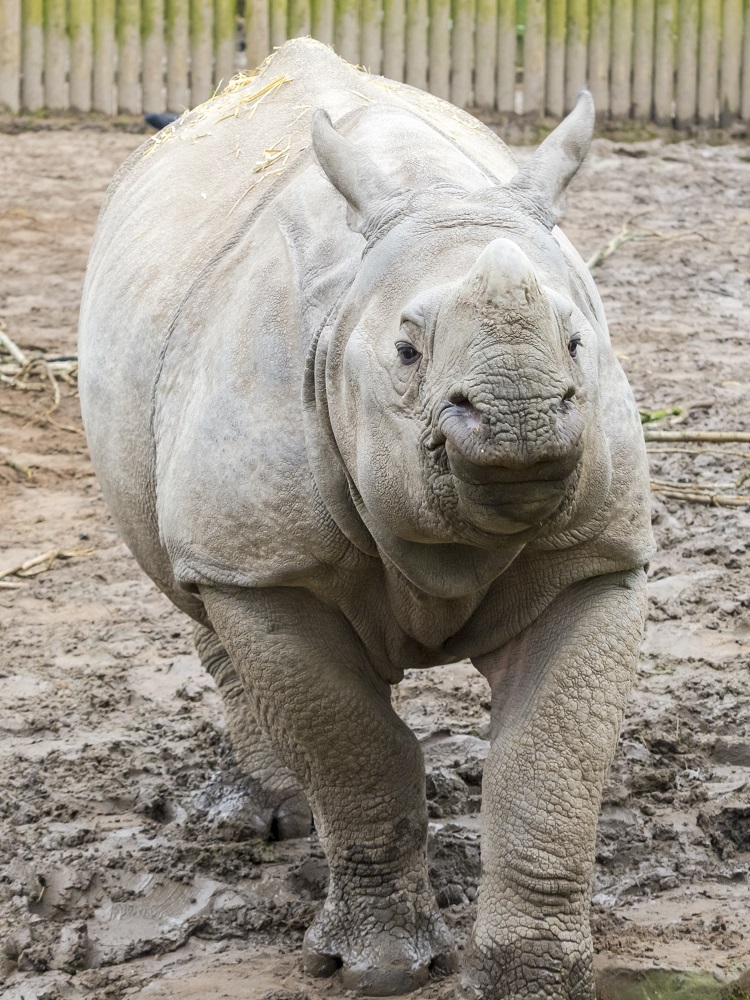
[405,0,427,89]
[523,0,545,114]
[214,0,235,90]
[383,0,405,79]
[22,0,43,110]
[360,0,382,72]
[270,0,287,48]
[45,0,68,109]
[190,0,213,104]
[313,0,334,43]
[167,0,190,111]
[290,0,311,36]
[0,0,21,111]
[287,0,310,38]
[94,0,116,113]
[246,0,270,69]
[70,0,94,111]
[698,0,720,124]
[546,0,566,117]
[742,0,750,119]
[496,0,516,112]
[675,0,698,125]
[335,0,358,62]
[588,0,611,118]
[451,0,475,106]
[473,0,497,107]
[118,0,141,113]
[564,0,588,112]
[720,0,742,124]
[610,0,633,118]
[632,0,654,120]
[143,0,166,112]
[652,0,674,125]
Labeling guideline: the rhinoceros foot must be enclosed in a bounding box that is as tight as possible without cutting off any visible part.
[457,933,595,1000]
[302,895,456,995]
[191,769,312,841]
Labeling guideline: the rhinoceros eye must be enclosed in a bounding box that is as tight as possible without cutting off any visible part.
[568,334,582,359]
[396,342,421,366]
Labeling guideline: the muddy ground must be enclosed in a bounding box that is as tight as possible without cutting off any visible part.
[1,123,749,1000]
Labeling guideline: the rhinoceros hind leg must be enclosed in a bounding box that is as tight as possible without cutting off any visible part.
[193,623,313,840]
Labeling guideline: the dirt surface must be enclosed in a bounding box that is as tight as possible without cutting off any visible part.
[1,127,749,1000]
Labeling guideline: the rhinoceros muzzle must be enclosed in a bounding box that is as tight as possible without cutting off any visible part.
[436,396,584,528]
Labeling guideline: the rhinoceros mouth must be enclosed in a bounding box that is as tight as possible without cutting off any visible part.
[453,476,571,533]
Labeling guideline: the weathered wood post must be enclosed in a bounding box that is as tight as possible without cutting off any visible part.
[21,0,43,110]
[545,0,566,118]
[70,0,94,111]
[588,0,611,119]
[698,0,720,124]
[0,0,21,112]
[522,0,545,115]
[246,0,270,69]
[383,0,405,80]
[94,0,116,113]
[676,0,699,127]
[720,0,742,126]
[313,0,334,44]
[336,0,360,64]
[496,0,516,113]
[742,0,750,120]
[214,0,235,90]
[451,0,476,107]
[653,0,675,126]
[405,0,428,90]
[473,0,497,108]
[45,0,68,110]
[360,0,382,73]
[167,0,190,111]
[632,0,655,120]
[290,0,311,37]
[190,0,214,105]
[565,0,588,113]
[270,0,287,49]
[118,0,142,114]
[143,0,166,113]
[610,0,633,119]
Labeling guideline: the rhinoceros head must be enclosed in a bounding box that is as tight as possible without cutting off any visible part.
[311,97,614,572]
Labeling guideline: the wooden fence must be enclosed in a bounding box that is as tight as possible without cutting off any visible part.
[0,0,749,125]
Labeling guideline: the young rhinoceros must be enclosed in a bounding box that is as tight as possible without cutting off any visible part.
[79,37,653,1000]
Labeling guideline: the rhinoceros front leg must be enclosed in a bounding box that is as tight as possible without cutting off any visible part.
[463,568,647,1000]
[194,624,312,839]
[201,585,456,996]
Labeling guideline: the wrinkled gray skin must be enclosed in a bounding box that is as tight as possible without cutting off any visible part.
[79,39,654,1000]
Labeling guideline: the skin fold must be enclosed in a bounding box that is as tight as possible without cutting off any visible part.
[79,39,654,999]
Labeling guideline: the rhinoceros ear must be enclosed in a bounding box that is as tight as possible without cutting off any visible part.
[507,90,595,228]
[311,109,401,235]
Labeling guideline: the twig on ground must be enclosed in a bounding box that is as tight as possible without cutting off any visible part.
[646,447,750,460]
[3,457,33,477]
[0,325,29,367]
[644,430,750,443]
[650,479,750,507]
[0,580,26,590]
[0,546,94,581]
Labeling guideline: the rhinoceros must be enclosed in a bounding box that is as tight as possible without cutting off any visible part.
[79,37,654,1000]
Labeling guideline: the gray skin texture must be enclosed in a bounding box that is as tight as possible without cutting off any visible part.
[78,39,654,1000]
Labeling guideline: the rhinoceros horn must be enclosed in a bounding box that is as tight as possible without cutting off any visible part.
[508,89,595,229]
[311,109,400,234]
